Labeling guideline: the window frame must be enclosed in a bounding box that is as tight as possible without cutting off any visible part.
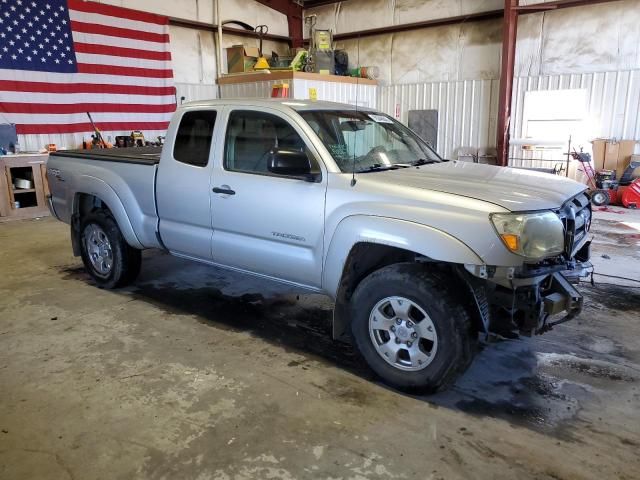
[222,108,323,182]
[172,109,218,168]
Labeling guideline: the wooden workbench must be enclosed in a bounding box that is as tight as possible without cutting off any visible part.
[0,153,50,221]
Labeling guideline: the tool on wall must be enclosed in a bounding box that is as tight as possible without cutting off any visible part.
[254,25,270,70]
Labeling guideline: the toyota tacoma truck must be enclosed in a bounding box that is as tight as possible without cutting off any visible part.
[47,99,592,392]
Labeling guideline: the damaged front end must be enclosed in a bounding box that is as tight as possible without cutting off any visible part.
[463,192,593,337]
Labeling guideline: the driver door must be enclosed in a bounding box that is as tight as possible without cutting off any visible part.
[210,107,327,289]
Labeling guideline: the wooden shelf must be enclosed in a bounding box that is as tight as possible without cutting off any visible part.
[217,71,378,86]
[0,154,50,220]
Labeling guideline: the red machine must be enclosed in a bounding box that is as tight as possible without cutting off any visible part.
[572,151,640,208]
[620,178,640,208]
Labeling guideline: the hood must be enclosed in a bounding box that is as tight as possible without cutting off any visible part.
[360,162,586,211]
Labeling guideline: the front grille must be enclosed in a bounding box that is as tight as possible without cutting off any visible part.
[557,192,591,259]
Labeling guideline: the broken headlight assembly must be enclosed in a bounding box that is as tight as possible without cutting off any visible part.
[490,211,565,260]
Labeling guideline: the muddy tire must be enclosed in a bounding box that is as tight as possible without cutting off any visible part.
[350,263,475,393]
[79,212,141,289]
[591,190,610,206]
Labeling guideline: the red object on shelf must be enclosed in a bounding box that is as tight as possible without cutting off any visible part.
[271,83,289,98]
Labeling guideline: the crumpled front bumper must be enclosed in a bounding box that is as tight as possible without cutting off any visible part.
[463,241,593,336]
[537,269,587,333]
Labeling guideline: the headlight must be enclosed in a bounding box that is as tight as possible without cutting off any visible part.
[490,211,564,259]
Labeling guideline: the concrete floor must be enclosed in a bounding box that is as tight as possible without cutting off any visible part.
[1,209,639,480]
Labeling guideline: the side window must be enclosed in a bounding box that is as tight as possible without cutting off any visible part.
[173,110,217,167]
[224,110,312,174]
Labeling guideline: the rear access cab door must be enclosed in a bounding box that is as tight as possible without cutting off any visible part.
[156,107,220,260]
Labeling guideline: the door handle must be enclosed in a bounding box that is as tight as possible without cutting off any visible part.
[212,186,235,195]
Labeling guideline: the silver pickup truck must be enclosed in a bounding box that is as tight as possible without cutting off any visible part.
[47,99,592,392]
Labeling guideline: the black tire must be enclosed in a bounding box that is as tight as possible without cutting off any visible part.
[591,190,610,206]
[350,263,475,393]
[79,211,141,289]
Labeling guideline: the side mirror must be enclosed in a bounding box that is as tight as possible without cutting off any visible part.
[267,148,316,181]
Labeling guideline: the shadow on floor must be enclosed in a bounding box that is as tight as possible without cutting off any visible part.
[58,251,636,436]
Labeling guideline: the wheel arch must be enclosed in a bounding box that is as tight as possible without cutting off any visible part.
[71,182,143,254]
[323,215,484,341]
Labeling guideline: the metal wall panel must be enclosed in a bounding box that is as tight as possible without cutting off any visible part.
[378,69,640,163]
[378,79,498,160]
[175,82,218,103]
[220,80,283,99]
[509,69,640,171]
[220,79,377,108]
[292,79,377,108]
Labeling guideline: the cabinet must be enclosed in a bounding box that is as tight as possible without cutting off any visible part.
[218,71,378,109]
[0,154,50,221]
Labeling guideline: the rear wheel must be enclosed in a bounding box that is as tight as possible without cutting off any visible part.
[79,212,141,289]
[591,190,610,206]
[350,263,475,393]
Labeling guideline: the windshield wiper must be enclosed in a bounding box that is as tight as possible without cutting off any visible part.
[411,158,439,166]
[356,163,408,173]
[354,159,438,173]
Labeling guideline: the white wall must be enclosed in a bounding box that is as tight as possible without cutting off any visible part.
[99,0,291,91]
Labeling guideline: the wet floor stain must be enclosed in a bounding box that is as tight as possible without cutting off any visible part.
[581,284,640,311]
[56,252,638,436]
[129,282,363,373]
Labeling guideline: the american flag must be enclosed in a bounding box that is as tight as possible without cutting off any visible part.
[0,0,176,135]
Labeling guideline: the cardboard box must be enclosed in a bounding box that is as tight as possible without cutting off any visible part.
[616,140,636,180]
[590,138,637,179]
[604,141,619,172]
[591,139,606,170]
[226,45,260,73]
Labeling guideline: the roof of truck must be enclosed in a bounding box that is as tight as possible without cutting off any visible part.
[181,98,376,113]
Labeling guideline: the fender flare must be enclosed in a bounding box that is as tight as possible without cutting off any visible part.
[323,215,484,341]
[323,215,484,299]
[73,176,143,249]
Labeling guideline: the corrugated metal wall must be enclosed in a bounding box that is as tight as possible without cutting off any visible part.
[511,69,640,144]
[378,79,499,160]
[220,79,377,108]
[220,79,285,99]
[377,69,640,162]
[175,82,218,103]
[292,79,377,108]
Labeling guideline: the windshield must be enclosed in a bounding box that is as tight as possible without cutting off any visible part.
[300,110,442,173]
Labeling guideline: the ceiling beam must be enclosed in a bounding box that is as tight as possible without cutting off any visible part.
[314,0,624,42]
[253,0,304,47]
[303,0,345,6]
[516,0,623,14]
[332,10,504,41]
[168,17,291,43]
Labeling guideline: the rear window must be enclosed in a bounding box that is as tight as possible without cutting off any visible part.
[173,110,217,167]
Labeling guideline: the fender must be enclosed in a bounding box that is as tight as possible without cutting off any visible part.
[322,215,484,299]
[73,175,144,249]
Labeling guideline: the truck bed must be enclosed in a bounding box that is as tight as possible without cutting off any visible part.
[49,146,162,165]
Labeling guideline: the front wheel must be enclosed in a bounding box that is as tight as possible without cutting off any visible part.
[350,263,475,393]
[79,212,141,289]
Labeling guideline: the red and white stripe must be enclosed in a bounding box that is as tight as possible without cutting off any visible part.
[1,0,176,135]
